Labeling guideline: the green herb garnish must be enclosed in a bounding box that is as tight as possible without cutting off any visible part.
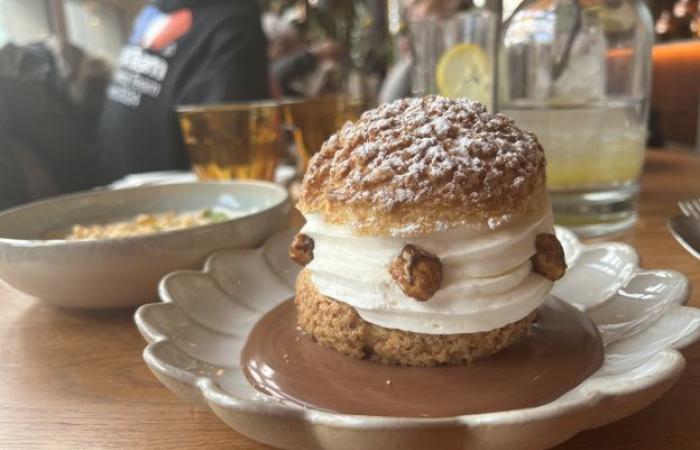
[202,208,230,223]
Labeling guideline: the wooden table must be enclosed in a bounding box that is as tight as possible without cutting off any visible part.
[1,150,699,449]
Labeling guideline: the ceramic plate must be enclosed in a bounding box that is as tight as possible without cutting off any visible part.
[135,228,700,450]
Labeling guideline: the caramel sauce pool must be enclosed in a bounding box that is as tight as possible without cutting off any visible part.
[241,298,603,417]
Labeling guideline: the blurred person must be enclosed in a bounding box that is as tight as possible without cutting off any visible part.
[406,0,461,20]
[263,11,303,61]
[0,38,110,210]
[262,13,344,97]
[271,38,344,97]
[379,0,465,103]
[97,0,270,183]
[379,33,413,103]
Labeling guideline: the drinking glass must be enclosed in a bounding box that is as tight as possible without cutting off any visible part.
[410,10,498,109]
[499,0,653,236]
[177,102,282,181]
[281,96,364,169]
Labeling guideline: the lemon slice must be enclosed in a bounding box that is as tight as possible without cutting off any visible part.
[435,43,492,107]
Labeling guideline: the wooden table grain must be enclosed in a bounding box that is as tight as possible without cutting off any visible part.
[1,150,699,450]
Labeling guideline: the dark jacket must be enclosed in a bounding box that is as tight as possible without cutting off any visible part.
[272,49,318,97]
[0,41,108,210]
[97,0,269,183]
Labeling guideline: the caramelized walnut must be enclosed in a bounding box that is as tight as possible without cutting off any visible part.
[289,233,314,266]
[389,245,443,301]
[531,233,567,281]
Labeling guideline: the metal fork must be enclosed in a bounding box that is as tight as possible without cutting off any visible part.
[670,200,700,259]
[678,198,700,218]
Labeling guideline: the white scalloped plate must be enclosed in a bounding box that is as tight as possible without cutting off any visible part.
[135,227,700,450]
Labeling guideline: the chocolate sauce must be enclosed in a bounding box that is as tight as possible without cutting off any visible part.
[241,298,603,417]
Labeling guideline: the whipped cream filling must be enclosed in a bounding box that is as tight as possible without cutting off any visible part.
[301,208,555,335]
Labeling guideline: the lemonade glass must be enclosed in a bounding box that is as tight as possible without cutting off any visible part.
[499,0,654,236]
[410,10,498,109]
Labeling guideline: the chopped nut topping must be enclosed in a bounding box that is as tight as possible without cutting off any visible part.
[389,244,443,301]
[289,233,314,266]
[531,233,567,281]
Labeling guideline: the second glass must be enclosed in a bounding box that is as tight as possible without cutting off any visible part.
[410,10,498,109]
[281,96,364,169]
[177,102,282,181]
[500,0,654,236]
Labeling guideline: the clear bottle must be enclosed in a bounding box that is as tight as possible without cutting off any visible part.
[499,0,653,236]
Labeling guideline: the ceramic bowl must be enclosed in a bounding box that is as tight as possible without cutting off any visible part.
[135,227,700,450]
[0,181,289,308]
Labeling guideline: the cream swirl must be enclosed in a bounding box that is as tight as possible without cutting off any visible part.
[301,208,555,334]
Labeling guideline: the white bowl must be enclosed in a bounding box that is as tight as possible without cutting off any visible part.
[135,227,700,450]
[0,181,290,308]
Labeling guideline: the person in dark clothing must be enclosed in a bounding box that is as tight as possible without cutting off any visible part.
[97,0,270,183]
[272,39,343,97]
[0,39,110,210]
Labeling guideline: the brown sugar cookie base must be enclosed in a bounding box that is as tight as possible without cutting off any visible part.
[295,270,535,367]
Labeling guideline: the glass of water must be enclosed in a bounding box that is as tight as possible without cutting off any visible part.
[410,9,498,110]
[499,0,653,236]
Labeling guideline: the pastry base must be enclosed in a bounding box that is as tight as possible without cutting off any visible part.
[295,269,535,367]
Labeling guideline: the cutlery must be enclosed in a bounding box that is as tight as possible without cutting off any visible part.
[678,198,700,219]
[668,199,700,259]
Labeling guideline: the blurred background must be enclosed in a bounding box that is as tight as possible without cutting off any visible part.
[0,0,698,232]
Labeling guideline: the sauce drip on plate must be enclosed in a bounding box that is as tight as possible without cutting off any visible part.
[241,298,603,417]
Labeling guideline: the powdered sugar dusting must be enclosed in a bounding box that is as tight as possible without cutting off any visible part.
[488,214,512,230]
[301,96,546,227]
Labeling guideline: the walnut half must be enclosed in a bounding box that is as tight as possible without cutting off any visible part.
[389,245,443,301]
[531,233,567,281]
[289,233,314,266]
